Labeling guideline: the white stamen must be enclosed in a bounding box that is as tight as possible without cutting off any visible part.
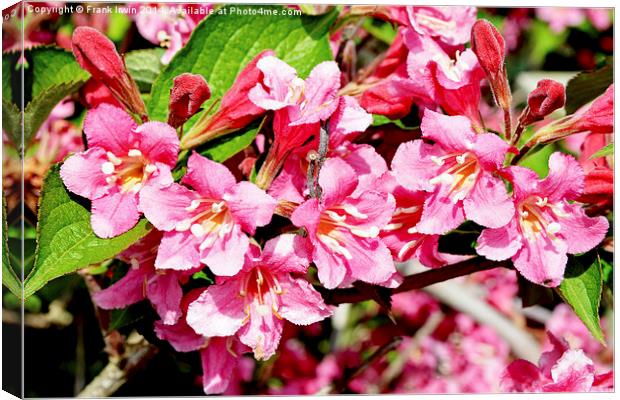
[465,142,474,150]
[257,304,271,316]
[105,176,118,185]
[407,226,418,234]
[520,210,529,218]
[185,200,201,211]
[128,149,142,157]
[211,201,225,213]
[350,226,380,238]
[175,219,192,231]
[430,156,445,166]
[343,205,368,219]
[318,234,353,260]
[547,222,561,234]
[145,164,157,174]
[394,206,420,215]
[456,154,467,165]
[106,152,122,165]
[535,197,548,207]
[130,258,140,270]
[191,223,205,238]
[325,210,346,222]
[383,223,404,231]
[199,234,218,250]
[429,173,453,185]
[101,162,115,175]
[218,222,233,238]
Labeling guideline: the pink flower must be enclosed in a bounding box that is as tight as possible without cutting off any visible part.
[501,332,613,392]
[60,104,179,238]
[153,289,253,394]
[476,152,608,287]
[93,230,187,325]
[391,110,514,235]
[546,304,606,358]
[140,152,275,276]
[290,158,396,289]
[249,56,341,126]
[406,6,477,46]
[376,172,449,267]
[186,234,331,360]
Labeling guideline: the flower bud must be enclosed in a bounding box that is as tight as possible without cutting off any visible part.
[168,73,211,128]
[470,19,512,110]
[519,79,565,126]
[72,27,146,119]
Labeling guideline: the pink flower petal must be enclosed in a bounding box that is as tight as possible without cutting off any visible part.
[92,265,148,309]
[279,275,331,325]
[135,121,180,167]
[560,203,608,254]
[140,183,197,231]
[290,61,341,125]
[237,300,284,360]
[154,318,205,352]
[261,234,310,274]
[249,56,299,110]
[416,186,465,235]
[200,337,241,394]
[513,235,568,287]
[147,272,183,325]
[540,152,584,202]
[473,132,510,170]
[186,280,247,337]
[60,147,110,200]
[317,158,358,207]
[312,243,348,289]
[226,181,276,234]
[500,359,544,392]
[83,104,137,154]
[155,231,201,271]
[476,220,522,261]
[544,350,595,392]
[420,109,475,151]
[463,172,514,229]
[91,191,141,238]
[200,224,248,276]
[182,152,236,199]
[391,140,441,192]
[290,199,321,237]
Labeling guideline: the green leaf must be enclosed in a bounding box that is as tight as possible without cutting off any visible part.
[556,254,605,344]
[125,48,165,93]
[23,80,86,145]
[107,11,133,42]
[2,99,21,145]
[23,165,152,298]
[362,18,397,44]
[2,52,17,102]
[589,142,613,160]
[199,126,259,163]
[2,196,21,298]
[29,46,89,99]
[148,5,337,128]
[527,20,569,68]
[565,60,613,114]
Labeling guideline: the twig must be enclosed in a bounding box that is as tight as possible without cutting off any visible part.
[77,331,158,398]
[2,299,73,329]
[307,124,330,199]
[503,108,512,141]
[319,257,510,305]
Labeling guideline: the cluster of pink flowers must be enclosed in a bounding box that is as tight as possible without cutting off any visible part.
[55,5,614,394]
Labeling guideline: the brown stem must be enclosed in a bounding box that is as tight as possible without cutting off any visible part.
[503,107,512,141]
[320,257,511,306]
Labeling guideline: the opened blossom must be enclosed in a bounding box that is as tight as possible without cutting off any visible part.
[140,152,276,276]
[60,104,179,238]
[291,158,396,289]
[93,230,187,325]
[476,152,608,287]
[186,234,331,360]
[392,110,514,235]
[501,332,613,392]
[406,6,477,46]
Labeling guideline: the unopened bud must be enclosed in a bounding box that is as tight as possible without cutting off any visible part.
[72,27,146,119]
[168,73,211,128]
[470,19,512,110]
[519,79,565,126]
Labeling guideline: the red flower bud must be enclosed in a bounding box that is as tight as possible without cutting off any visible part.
[519,79,565,125]
[168,73,211,128]
[470,19,512,110]
[72,27,146,118]
[471,19,505,77]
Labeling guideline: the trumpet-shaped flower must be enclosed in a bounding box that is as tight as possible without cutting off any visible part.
[291,158,396,289]
[407,6,477,46]
[140,152,276,276]
[186,234,331,361]
[476,152,608,287]
[392,110,514,235]
[60,104,179,238]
